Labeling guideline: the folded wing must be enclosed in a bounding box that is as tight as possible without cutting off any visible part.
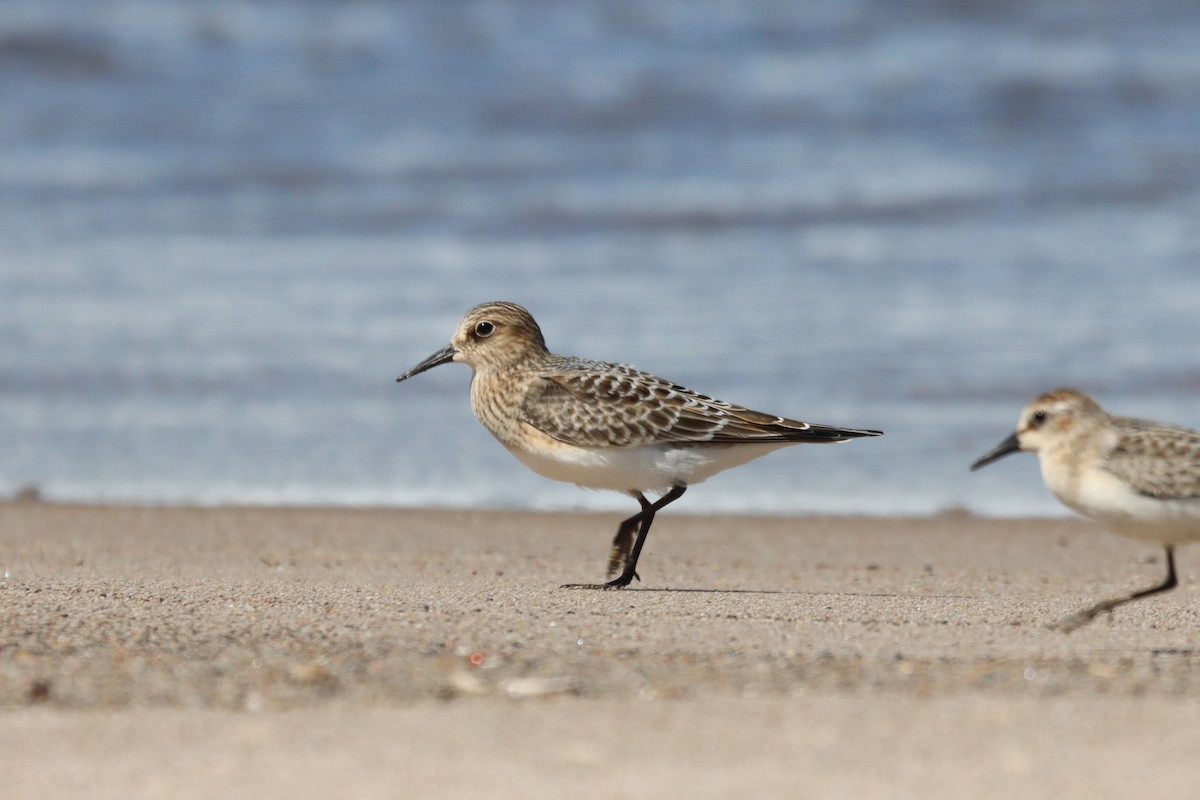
[520,362,881,448]
[1104,417,1200,499]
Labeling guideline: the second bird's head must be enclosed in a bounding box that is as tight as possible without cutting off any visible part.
[970,388,1103,471]
[397,301,547,382]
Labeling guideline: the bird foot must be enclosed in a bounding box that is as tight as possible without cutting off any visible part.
[561,572,638,590]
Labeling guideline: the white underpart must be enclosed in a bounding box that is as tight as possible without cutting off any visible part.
[503,439,806,494]
[1039,453,1200,545]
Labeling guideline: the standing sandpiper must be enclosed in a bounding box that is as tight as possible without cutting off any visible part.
[972,388,1200,631]
[397,301,882,588]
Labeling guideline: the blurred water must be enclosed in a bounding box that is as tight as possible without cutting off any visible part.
[2,1,1200,516]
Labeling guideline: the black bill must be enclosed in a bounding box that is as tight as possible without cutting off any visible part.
[969,431,1022,471]
[396,344,456,382]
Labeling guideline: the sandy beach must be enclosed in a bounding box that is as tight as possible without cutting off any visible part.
[3,502,1199,798]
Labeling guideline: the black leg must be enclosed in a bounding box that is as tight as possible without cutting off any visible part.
[606,492,652,580]
[562,484,687,590]
[1054,544,1179,632]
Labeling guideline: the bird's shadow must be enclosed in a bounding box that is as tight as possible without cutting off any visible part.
[561,585,974,599]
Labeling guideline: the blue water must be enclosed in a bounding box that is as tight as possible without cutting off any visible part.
[3,1,1200,516]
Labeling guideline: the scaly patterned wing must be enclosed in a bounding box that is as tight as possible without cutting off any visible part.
[1103,417,1200,499]
[519,361,878,448]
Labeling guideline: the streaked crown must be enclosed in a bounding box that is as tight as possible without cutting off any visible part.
[1015,388,1106,450]
[451,301,548,371]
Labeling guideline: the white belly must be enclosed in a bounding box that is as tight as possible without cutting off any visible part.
[504,437,798,494]
[1049,464,1200,545]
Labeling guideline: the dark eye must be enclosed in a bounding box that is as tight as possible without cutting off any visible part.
[1031,410,1047,426]
[474,320,495,338]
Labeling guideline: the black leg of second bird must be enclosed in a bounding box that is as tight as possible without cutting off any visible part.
[562,484,687,590]
[1055,544,1179,632]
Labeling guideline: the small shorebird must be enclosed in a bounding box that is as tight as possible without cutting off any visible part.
[971,388,1200,631]
[397,301,882,588]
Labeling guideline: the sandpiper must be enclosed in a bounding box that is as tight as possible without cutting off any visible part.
[972,388,1200,631]
[397,301,882,588]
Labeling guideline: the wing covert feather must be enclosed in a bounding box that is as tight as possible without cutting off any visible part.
[518,362,875,447]
[1103,417,1200,499]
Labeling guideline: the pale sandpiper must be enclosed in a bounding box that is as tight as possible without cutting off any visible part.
[972,388,1200,631]
[397,301,882,588]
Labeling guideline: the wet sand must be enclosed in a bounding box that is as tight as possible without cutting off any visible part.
[3,503,1199,798]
